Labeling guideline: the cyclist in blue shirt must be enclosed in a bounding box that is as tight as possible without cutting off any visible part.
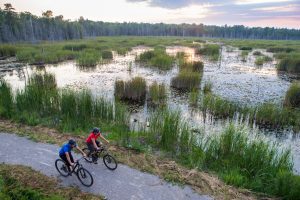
[59,139,86,172]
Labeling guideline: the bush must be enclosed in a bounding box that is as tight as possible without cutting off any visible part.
[284,82,300,108]
[115,77,147,103]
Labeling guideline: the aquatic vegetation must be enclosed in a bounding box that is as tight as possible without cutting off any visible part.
[179,61,204,73]
[63,44,87,51]
[189,89,199,106]
[253,50,262,56]
[267,47,295,53]
[0,45,16,57]
[284,82,300,108]
[240,50,249,62]
[115,77,147,103]
[277,57,300,74]
[0,80,14,118]
[239,46,252,51]
[255,57,264,66]
[0,74,128,132]
[196,44,220,61]
[171,72,202,91]
[101,50,113,59]
[76,50,101,67]
[137,49,174,70]
[148,82,167,106]
[203,81,212,94]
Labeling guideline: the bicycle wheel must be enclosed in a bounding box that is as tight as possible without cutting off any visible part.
[55,159,69,177]
[82,148,93,163]
[77,167,94,187]
[103,154,118,170]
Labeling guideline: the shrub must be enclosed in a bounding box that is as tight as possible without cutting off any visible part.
[284,82,300,108]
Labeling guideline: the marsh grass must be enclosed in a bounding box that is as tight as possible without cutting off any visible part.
[0,73,128,132]
[137,49,174,70]
[196,44,220,61]
[239,46,253,51]
[203,81,212,94]
[0,80,14,118]
[115,77,147,103]
[148,82,167,106]
[76,50,101,67]
[267,47,295,53]
[240,50,249,62]
[253,50,262,56]
[171,72,201,91]
[199,93,300,130]
[284,82,300,108]
[101,50,113,59]
[189,88,199,107]
[255,56,264,66]
[0,45,16,57]
[277,58,300,74]
[179,61,204,73]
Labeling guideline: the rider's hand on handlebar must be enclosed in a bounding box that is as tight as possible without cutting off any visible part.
[83,153,87,158]
[96,147,100,151]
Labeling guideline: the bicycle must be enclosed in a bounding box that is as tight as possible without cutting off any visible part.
[55,157,94,187]
[82,146,118,170]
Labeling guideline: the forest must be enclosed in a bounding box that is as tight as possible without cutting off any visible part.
[1,3,300,43]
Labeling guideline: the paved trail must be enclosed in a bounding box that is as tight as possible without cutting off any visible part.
[0,133,212,200]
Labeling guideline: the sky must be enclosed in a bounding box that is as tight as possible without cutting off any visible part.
[1,0,299,28]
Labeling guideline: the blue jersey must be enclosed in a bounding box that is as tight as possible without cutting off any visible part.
[59,143,73,156]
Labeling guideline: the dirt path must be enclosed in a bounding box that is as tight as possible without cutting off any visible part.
[0,132,212,200]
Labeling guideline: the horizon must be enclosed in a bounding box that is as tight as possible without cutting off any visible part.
[2,0,300,29]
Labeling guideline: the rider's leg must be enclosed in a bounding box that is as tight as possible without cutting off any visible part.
[87,142,97,163]
[60,154,72,172]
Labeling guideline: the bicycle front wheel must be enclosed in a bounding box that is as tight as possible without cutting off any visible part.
[103,154,118,170]
[55,159,69,177]
[77,167,94,187]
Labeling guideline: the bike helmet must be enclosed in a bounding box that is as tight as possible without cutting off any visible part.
[68,139,77,147]
[92,127,100,134]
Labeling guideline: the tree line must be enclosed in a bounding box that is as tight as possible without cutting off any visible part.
[1,3,300,43]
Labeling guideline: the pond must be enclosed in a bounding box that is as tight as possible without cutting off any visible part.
[1,45,299,174]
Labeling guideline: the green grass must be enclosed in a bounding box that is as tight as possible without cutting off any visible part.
[277,58,300,74]
[199,93,300,130]
[0,45,16,57]
[189,88,199,106]
[101,50,113,59]
[255,56,264,66]
[115,77,147,103]
[179,61,204,73]
[137,49,174,70]
[0,73,128,133]
[240,50,249,62]
[148,82,167,106]
[196,44,220,61]
[239,46,253,51]
[284,82,300,108]
[203,81,212,94]
[171,72,202,91]
[76,49,101,67]
[267,47,295,53]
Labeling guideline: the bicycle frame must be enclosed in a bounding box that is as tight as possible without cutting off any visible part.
[68,157,84,174]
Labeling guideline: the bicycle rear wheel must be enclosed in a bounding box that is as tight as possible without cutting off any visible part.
[103,154,118,170]
[82,148,93,163]
[55,159,69,177]
[77,167,94,187]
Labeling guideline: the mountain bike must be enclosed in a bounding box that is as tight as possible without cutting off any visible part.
[55,157,94,187]
[82,146,118,170]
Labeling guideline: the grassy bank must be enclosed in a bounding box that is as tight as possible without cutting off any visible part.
[0,164,103,200]
[0,73,128,133]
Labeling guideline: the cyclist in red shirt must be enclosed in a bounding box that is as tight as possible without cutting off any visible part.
[86,127,109,164]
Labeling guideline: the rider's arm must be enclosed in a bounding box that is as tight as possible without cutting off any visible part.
[65,152,74,165]
[99,134,110,144]
[92,138,99,149]
[75,146,87,157]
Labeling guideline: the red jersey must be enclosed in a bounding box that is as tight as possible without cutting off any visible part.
[86,132,101,143]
